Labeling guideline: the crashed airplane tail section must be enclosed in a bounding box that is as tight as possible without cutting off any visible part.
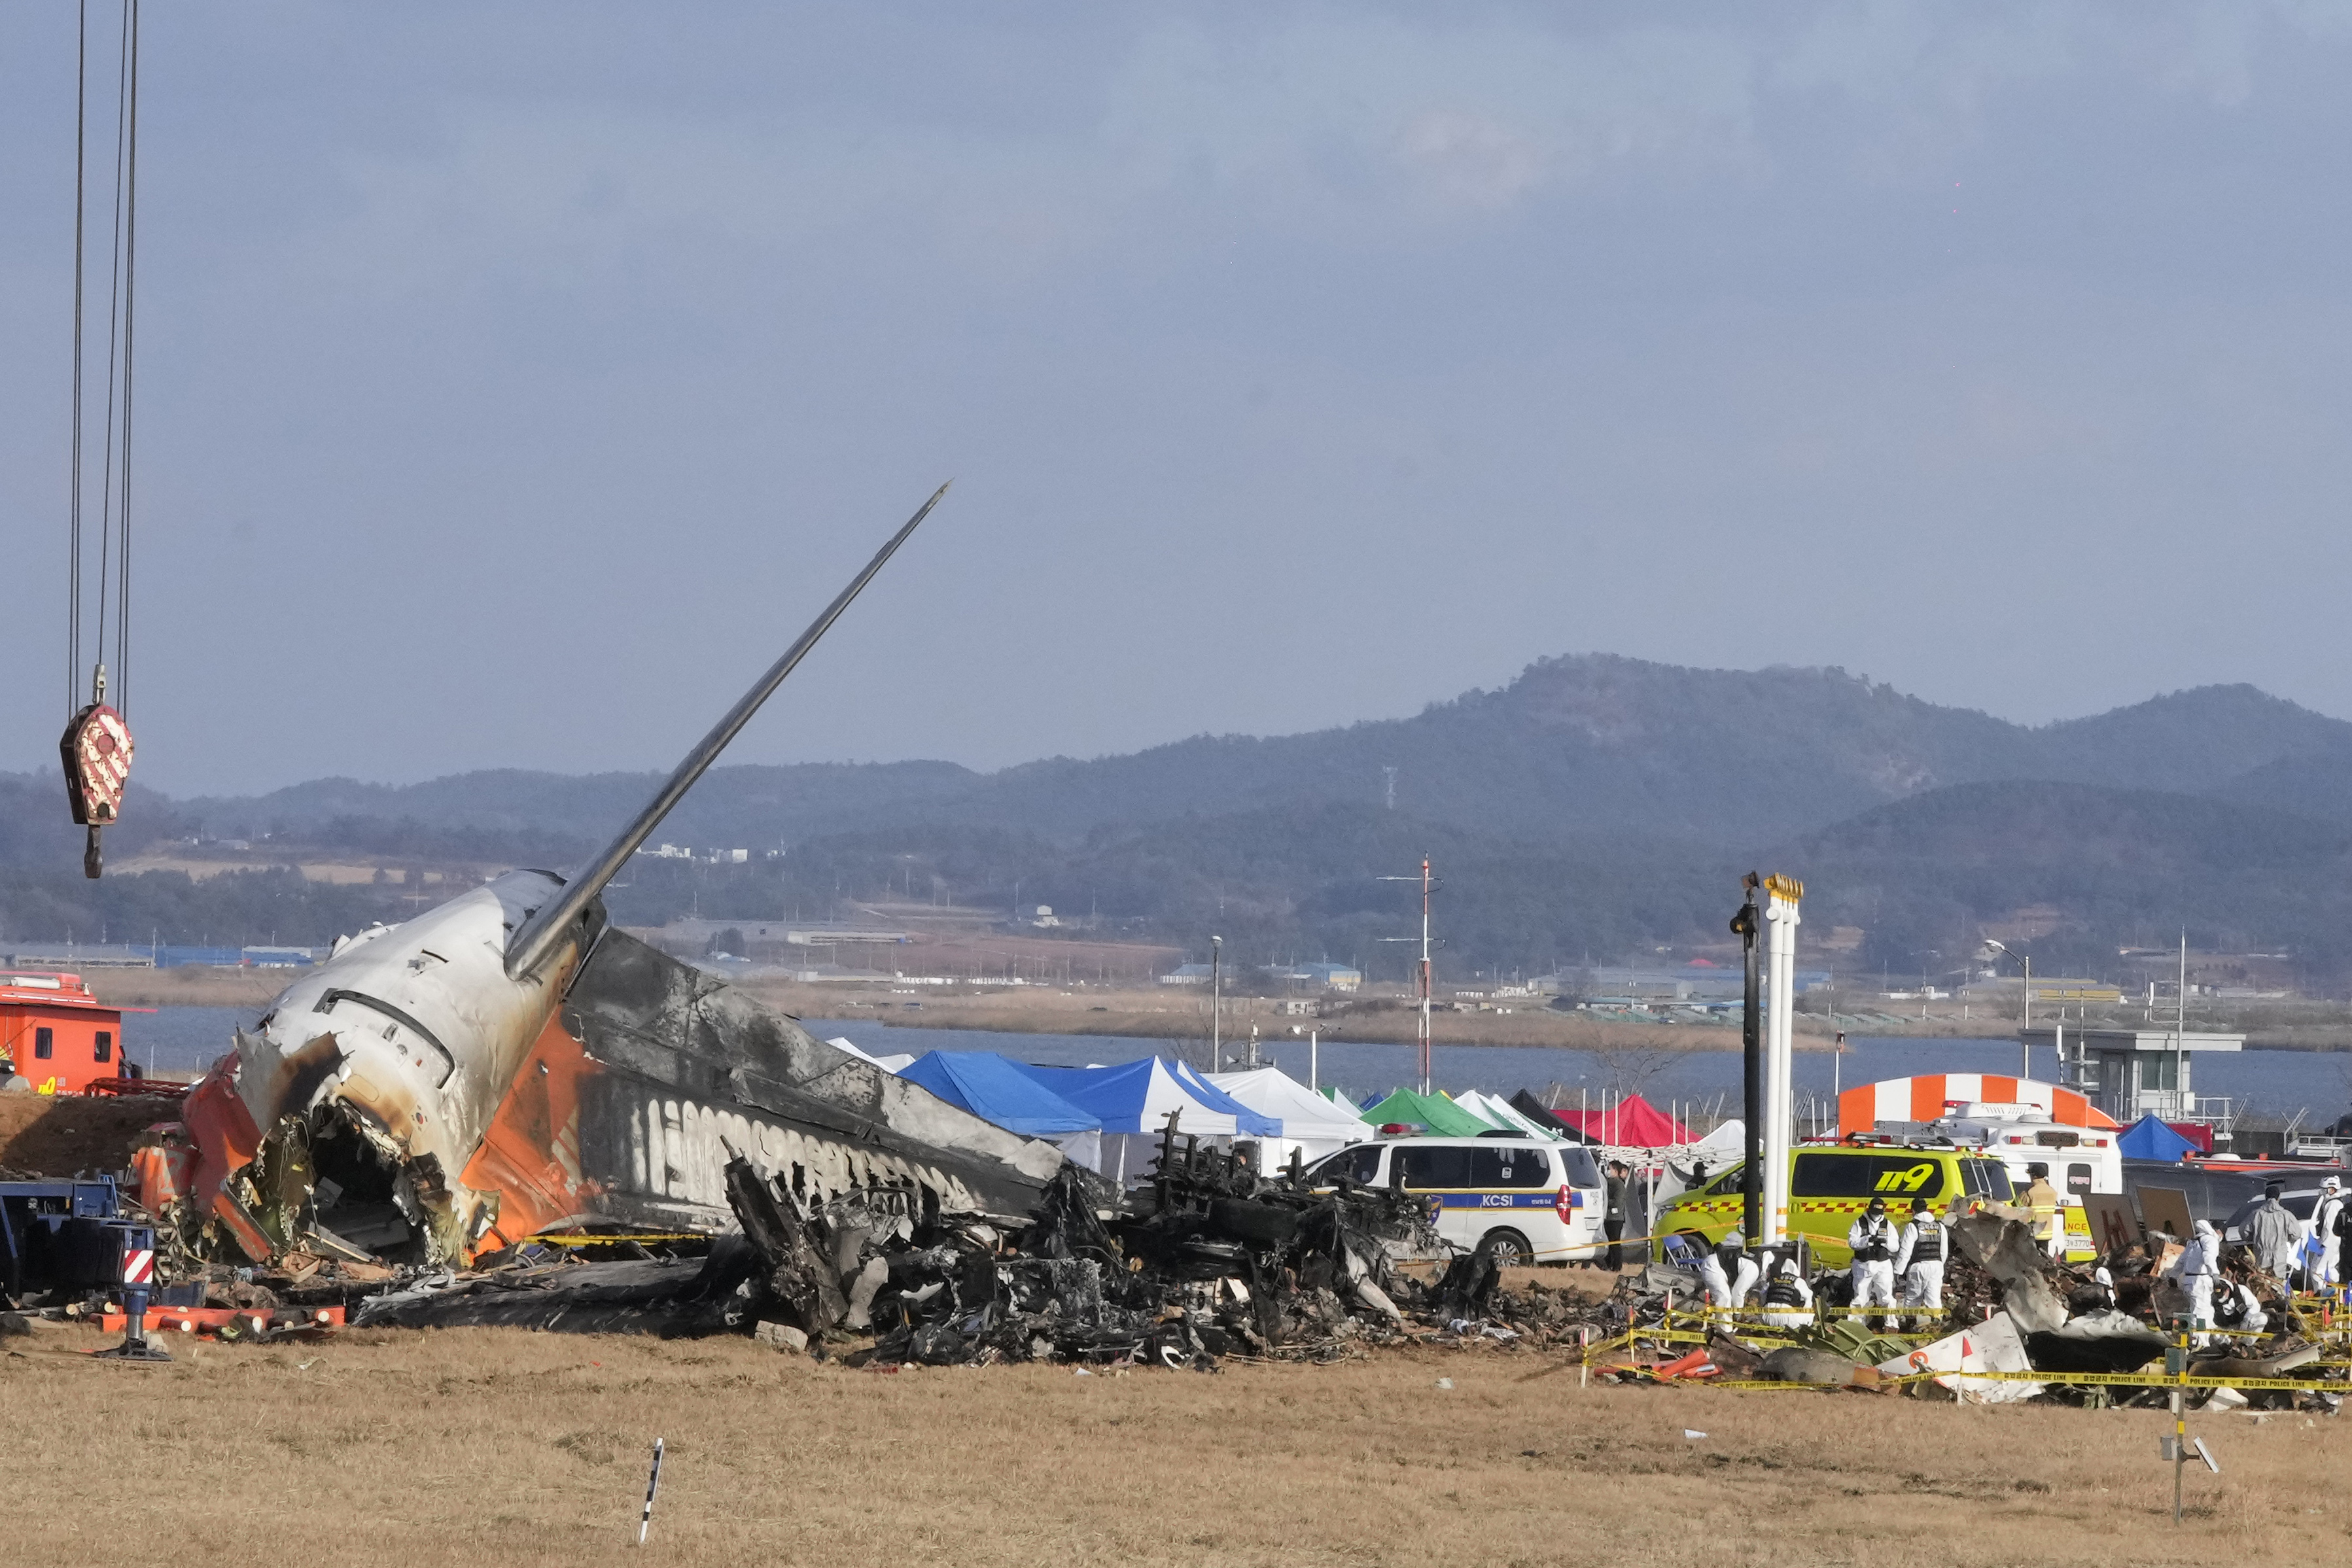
[179,899,1068,1268]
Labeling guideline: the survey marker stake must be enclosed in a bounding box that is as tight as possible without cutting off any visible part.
[639,1438,665,1546]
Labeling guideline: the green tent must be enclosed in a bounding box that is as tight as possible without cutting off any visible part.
[1360,1087,1495,1138]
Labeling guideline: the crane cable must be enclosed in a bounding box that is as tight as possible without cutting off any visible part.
[66,0,86,719]
[62,0,140,879]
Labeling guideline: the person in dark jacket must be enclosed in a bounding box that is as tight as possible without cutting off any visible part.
[1602,1160,1630,1269]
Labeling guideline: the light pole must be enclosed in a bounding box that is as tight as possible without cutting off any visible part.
[1377,857,1440,1094]
[1984,938,2031,1079]
[1210,935,1222,1071]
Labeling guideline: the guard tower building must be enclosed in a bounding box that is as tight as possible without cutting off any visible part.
[2021,1026,2242,1127]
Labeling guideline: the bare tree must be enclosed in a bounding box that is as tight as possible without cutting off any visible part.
[1584,1032,1681,1100]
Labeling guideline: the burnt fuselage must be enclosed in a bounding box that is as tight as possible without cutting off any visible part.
[183,870,1061,1265]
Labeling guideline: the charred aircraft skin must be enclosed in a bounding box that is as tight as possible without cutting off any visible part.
[549,930,1066,1238]
[181,882,1066,1266]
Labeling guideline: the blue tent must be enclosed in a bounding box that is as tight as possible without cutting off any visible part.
[1012,1056,1281,1137]
[2118,1113,2198,1162]
[898,1051,1102,1138]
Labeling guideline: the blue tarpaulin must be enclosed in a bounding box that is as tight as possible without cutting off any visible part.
[898,1051,1102,1137]
[2117,1113,2198,1162]
[1012,1057,1281,1137]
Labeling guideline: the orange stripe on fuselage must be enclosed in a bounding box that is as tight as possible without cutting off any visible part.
[459,1011,600,1259]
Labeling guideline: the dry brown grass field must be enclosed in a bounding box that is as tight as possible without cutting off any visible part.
[6,1318,2341,1568]
[0,1094,162,1174]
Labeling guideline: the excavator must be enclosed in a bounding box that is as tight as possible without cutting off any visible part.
[174,487,1073,1268]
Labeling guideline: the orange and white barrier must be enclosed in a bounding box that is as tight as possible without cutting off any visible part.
[1837,1075,2116,1138]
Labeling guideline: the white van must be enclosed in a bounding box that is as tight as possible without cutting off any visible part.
[1928,1102,2121,1262]
[1302,1135,1607,1266]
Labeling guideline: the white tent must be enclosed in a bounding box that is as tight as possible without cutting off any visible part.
[826,1036,916,1074]
[1445,1090,1507,1130]
[1207,1067,1373,1168]
[1451,1090,1564,1141]
[1691,1118,1745,1159]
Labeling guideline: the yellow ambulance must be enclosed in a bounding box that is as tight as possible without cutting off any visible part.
[1652,1141,2018,1266]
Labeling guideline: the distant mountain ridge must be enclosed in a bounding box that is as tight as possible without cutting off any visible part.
[10,655,2352,983]
[145,656,2352,850]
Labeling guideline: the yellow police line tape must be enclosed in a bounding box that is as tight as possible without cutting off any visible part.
[1683,1304,1953,1321]
[1663,1312,2352,1359]
[1585,1351,2347,1395]
[522,1232,708,1247]
[1874,1367,2345,1393]
[1668,1308,1955,1334]
[1585,1324,2352,1391]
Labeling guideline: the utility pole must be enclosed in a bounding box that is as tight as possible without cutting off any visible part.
[1985,938,2032,1079]
[2176,931,2188,1120]
[1416,856,1432,1095]
[1377,856,1440,1094]
[1210,934,1222,1072]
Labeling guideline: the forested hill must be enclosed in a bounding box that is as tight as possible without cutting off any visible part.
[7,656,2352,984]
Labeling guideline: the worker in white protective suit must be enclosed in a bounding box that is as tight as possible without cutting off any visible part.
[2245,1180,2304,1287]
[1846,1195,1901,1330]
[2211,1272,2269,1345]
[1893,1198,1949,1329]
[1698,1232,1760,1312]
[1758,1255,1814,1329]
[2305,1177,2344,1292]
[2088,1264,2116,1310]
[2168,1219,2222,1344]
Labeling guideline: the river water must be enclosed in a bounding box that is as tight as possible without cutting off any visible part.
[129,1006,2352,1125]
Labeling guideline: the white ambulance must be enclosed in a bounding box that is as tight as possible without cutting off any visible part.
[1927,1101,2122,1261]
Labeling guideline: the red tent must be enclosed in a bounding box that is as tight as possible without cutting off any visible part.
[1544,1092,1691,1148]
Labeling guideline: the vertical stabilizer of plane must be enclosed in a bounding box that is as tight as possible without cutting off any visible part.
[504,482,948,981]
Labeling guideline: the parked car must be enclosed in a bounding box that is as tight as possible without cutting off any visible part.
[1302,1135,1605,1265]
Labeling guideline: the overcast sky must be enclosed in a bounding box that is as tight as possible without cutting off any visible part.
[5,3,2351,796]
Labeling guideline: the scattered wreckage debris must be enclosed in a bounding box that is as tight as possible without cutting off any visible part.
[1579,1213,2352,1410]
[82,1115,1601,1368]
[718,1123,1479,1368]
[16,1125,2352,1412]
